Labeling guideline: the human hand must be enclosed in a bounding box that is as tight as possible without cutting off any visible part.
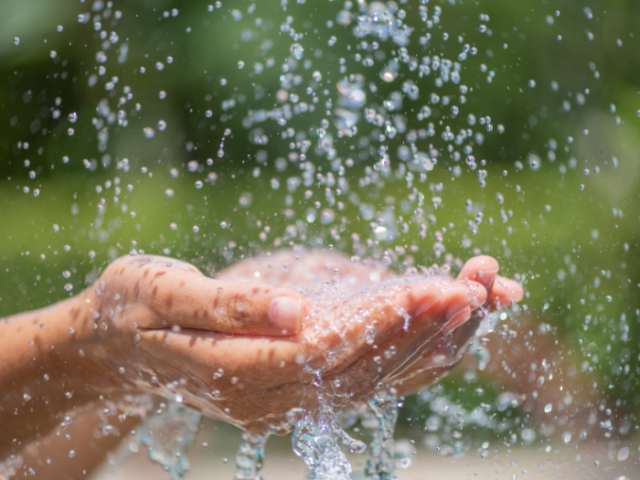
[211,250,523,429]
[69,251,520,435]
[218,251,523,398]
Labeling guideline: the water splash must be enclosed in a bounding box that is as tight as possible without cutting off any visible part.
[141,401,203,479]
[292,397,366,480]
[363,391,399,480]
[0,455,20,480]
[234,431,269,480]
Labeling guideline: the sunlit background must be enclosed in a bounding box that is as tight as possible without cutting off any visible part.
[1,0,639,477]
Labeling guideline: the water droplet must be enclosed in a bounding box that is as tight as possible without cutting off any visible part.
[64,283,74,292]
[159,90,167,99]
[200,172,216,187]
[528,79,536,88]
[68,450,75,458]
[170,222,178,231]
[290,43,304,60]
[14,37,20,46]
[68,112,78,123]
[157,120,167,131]
[239,192,253,207]
[165,188,174,198]
[50,50,57,59]
[544,403,553,413]
[321,209,336,224]
[617,446,629,461]
[187,160,199,172]
[380,67,398,83]
[195,180,203,189]
[527,154,541,170]
[143,127,155,139]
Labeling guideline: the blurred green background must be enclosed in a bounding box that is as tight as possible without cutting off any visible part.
[1,0,639,454]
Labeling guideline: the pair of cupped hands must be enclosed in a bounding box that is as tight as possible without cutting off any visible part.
[79,250,522,433]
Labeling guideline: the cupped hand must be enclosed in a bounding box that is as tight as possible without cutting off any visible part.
[78,251,522,434]
[219,251,524,404]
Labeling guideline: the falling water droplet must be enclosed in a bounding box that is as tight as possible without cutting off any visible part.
[290,43,304,60]
[379,67,398,83]
[143,127,155,139]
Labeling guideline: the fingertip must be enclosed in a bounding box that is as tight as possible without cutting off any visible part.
[268,293,307,335]
[488,276,524,310]
[457,255,499,290]
[498,277,524,302]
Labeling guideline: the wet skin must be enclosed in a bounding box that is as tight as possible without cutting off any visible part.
[0,251,522,459]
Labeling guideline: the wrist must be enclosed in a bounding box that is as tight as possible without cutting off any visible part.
[0,290,103,456]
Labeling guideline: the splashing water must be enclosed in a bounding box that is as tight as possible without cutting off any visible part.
[292,396,366,480]
[4,0,628,476]
[234,432,268,480]
[141,401,203,480]
[363,391,399,480]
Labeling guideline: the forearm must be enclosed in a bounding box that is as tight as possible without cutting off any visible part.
[0,290,102,457]
[20,409,140,480]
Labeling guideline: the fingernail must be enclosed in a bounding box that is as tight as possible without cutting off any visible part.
[269,296,300,333]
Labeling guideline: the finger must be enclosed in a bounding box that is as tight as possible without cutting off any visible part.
[310,282,443,369]
[383,282,481,376]
[333,281,477,393]
[139,263,309,335]
[456,255,500,292]
[400,306,485,378]
[487,276,524,310]
[136,330,307,391]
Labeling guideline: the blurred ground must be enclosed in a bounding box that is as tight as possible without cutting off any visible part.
[93,422,637,480]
